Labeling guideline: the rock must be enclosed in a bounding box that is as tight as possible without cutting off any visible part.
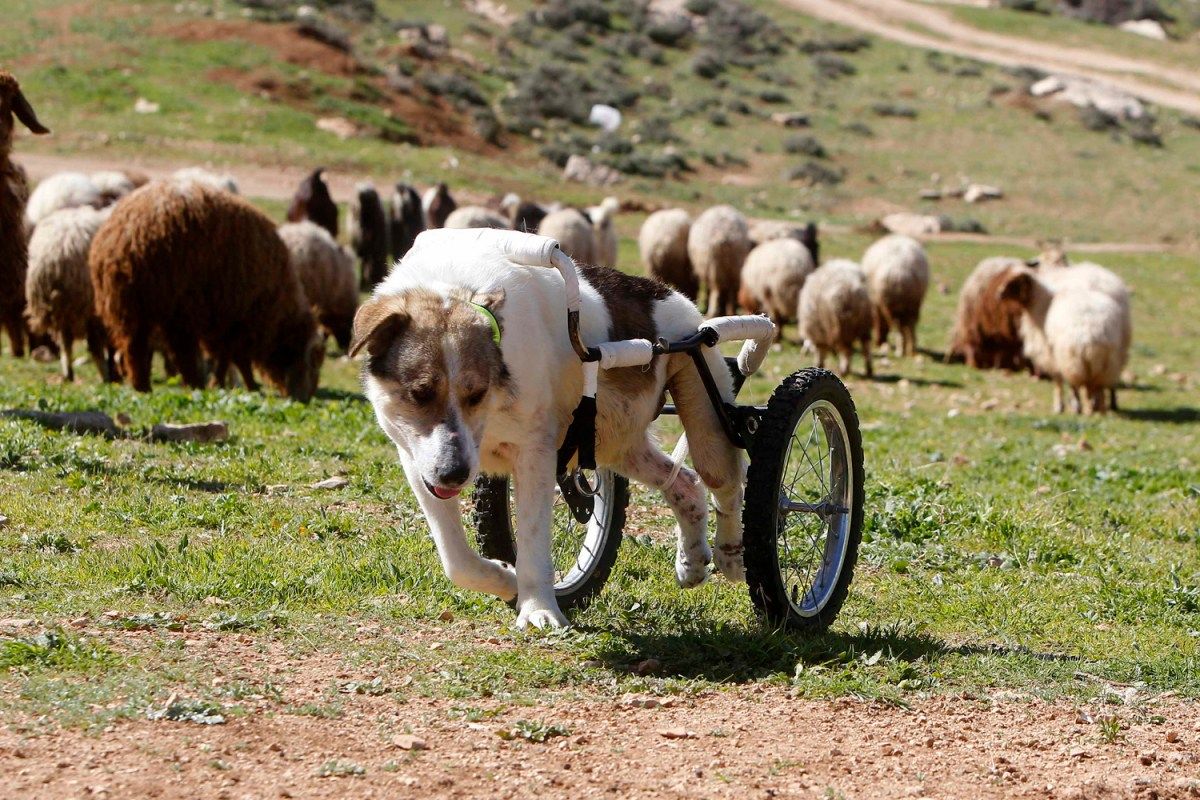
[392,734,426,751]
[1069,747,1092,759]
[202,596,228,606]
[1140,751,1156,765]
[918,188,943,200]
[2,409,119,437]
[0,514,7,529]
[1166,730,1181,743]
[134,97,160,114]
[1029,74,1144,120]
[0,618,36,628]
[562,155,622,187]
[588,104,622,133]
[881,212,941,237]
[316,116,358,140]
[149,421,229,443]
[310,476,349,490]
[963,184,1003,204]
[580,659,603,669]
[633,658,661,675]
[438,610,454,622]
[658,729,696,740]
[264,484,289,496]
[1119,19,1168,41]
[424,24,448,45]
[770,112,810,128]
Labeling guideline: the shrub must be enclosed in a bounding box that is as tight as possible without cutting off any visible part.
[708,110,729,127]
[784,135,826,158]
[758,89,789,104]
[692,50,727,79]
[685,0,717,14]
[473,107,501,145]
[502,62,593,125]
[938,215,987,234]
[419,71,486,107]
[533,0,611,31]
[727,97,752,115]
[812,53,857,80]
[1126,117,1163,147]
[635,116,680,144]
[784,160,844,186]
[844,121,874,137]
[798,35,870,54]
[1078,104,1120,132]
[872,102,918,118]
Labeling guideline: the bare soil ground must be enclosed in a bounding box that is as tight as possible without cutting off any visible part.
[2,632,1198,799]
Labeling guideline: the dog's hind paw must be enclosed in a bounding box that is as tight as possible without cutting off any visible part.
[675,539,712,589]
[516,599,569,630]
[714,543,745,583]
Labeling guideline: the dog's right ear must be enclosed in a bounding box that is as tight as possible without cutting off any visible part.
[349,296,409,359]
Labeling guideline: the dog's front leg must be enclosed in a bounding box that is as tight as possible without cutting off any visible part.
[399,451,517,601]
[511,443,569,630]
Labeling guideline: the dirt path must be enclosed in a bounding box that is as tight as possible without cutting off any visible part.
[779,0,1200,115]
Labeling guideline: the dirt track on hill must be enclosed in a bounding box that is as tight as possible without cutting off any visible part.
[779,0,1200,115]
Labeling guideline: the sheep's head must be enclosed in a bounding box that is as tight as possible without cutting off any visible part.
[996,266,1036,308]
[737,284,761,314]
[0,71,50,149]
[263,316,325,402]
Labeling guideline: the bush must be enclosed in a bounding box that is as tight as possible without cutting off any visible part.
[533,0,611,31]
[727,97,752,115]
[812,53,857,80]
[938,215,987,234]
[634,115,680,144]
[502,62,593,126]
[844,121,874,137]
[685,0,717,14]
[872,102,918,118]
[784,160,844,186]
[798,35,870,54]
[758,89,789,104]
[473,107,501,145]
[419,71,486,107]
[708,110,729,126]
[1126,117,1163,147]
[1078,104,1120,132]
[784,135,826,158]
[692,50,727,79]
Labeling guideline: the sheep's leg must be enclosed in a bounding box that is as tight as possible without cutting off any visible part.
[123,330,153,392]
[1092,388,1108,415]
[860,338,874,378]
[1070,386,1082,414]
[85,319,110,382]
[234,356,259,392]
[164,331,205,389]
[816,349,826,370]
[904,325,917,358]
[57,332,74,382]
[837,350,851,376]
[211,359,231,388]
[1052,380,1065,414]
[771,313,784,343]
[3,317,25,358]
[1109,387,1119,413]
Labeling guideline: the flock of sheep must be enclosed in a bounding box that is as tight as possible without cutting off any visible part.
[0,69,1132,414]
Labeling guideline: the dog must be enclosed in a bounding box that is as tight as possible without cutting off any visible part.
[352,230,747,629]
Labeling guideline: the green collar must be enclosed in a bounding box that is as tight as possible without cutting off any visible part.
[468,302,502,347]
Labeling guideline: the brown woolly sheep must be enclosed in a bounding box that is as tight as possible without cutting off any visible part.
[90,181,324,400]
[287,167,338,239]
[948,257,1027,370]
[349,182,390,290]
[0,70,49,357]
[390,182,425,264]
[638,208,697,299]
[861,234,930,357]
[797,259,874,377]
[277,221,358,352]
[688,205,751,318]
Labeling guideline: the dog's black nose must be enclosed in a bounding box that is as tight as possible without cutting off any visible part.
[436,461,470,488]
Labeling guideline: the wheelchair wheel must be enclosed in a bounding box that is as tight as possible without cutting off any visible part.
[473,470,628,611]
[743,368,864,633]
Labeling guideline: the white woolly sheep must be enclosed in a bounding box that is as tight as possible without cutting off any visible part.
[797,259,874,377]
[586,196,620,268]
[89,171,137,206]
[638,208,696,299]
[24,172,101,230]
[861,234,930,357]
[443,205,510,230]
[747,219,820,264]
[688,204,751,317]
[24,206,113,380]
[737,238,814,340]
[171,167,239,194]
[277,221,358,352]
[539,208,596,265]
[999,265,1130,414]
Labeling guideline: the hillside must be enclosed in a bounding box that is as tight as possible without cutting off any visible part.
[5,0,1200,249]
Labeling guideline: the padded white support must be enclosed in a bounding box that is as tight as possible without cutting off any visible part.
[699,315,776,344]
[597,339,654,370]
[738,337,770,377]
[582,361,599,398]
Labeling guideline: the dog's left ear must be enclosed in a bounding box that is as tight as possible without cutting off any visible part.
[349,296,409,359]
[470,288,505,312]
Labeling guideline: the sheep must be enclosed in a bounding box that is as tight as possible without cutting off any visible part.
[422,182,456,229]
[287,167,338,239]
[1,70,50,357]
[90,180,324,400]
[390,182,424,263]
[688,204,751,317]
[586,196,620,268]
[24,206,113,381]
[947,256,1028,370]
[348,182,390,290]
[748,219,820,265]
[737,238,814,340]
[501,193,548,233]
[638,208,697,299]
[443,205,510,230]
[277,221,358,352]
[24,172,101,231]
[861,234,930,357]
[89,171,137,207]
[171,167,239,194]
[797,259,874,377]
[998,265,1130,414]
[539,207,596,264]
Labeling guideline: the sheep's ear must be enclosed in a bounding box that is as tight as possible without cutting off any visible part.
[1024,257,1040,267]
[349,296,409,359]
[12,88,49,135]
[998,271,1033,306]
[470,288,505,313]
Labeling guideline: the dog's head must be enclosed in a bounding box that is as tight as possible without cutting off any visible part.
[351,288,509,500]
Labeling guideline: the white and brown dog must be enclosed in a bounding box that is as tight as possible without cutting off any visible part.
[352,230,746,628]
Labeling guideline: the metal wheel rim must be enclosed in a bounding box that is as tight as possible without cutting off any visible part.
[776,399,853,617]
[509,469,616,596]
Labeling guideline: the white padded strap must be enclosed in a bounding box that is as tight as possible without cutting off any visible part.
[597,339,654,370]
[738,338,770,377]
[699,315,776,343]
[582,361,599,398]
[661,434,689,492]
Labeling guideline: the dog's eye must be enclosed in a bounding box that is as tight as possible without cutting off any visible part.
[409,384,437,405]
[463,389,487,407]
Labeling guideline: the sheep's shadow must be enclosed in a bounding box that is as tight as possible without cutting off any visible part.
[315,387,367,403]
[868,374,963,389]
[581,622,1080,683]
[1118,407,1200,424]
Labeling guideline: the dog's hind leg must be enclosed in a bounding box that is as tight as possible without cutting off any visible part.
[621,438,711,588]
[666,352,747,583]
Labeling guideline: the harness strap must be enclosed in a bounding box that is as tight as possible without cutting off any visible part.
[468,301,502,346]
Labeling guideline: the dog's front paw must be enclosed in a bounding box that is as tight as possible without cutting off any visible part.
[715,543,745,583]
[675,535,712,589]
[516,598,569,630]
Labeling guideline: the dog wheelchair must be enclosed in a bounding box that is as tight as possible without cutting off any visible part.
[467,231,864,632]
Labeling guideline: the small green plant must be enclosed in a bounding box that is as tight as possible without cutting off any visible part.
[317,760,366,778]
[0,629,116,671]
[498,720,571,743]
[1098,715,1122,744]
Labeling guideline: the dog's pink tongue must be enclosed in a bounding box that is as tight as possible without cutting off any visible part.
[432,485,461,500]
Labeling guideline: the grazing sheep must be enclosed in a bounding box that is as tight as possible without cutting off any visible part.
[737,238,814,340]
[797,259,874,377]
[748,220,820,265]
[861,234,930,357]
[277,221,357,352]
[287,167,338,239]
[444,205,510,230]
[999,265,1130,414]
[539,207,596,264]
[688,205,751,317]
[422,182,456,229]
[390,182,424,264]
[638,208,697,299]
[501,193,548,233]
[948,257,1027,370]
[587,196,620,268]
[349,182,390,290]
[90,181,324,400]
[89,171,137,207]
[25,206,113,381]
[1,70,50,357]
[24,172,101,231]
[171,167,239,194]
